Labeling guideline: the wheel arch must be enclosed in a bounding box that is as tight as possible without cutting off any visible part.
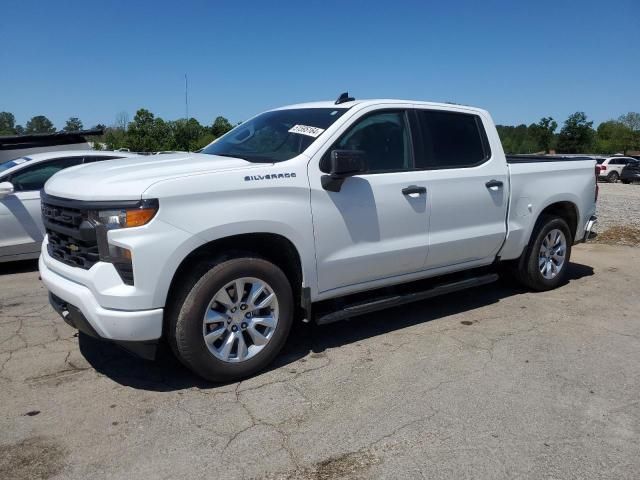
[164,232,305,331]
[537,201,579,240]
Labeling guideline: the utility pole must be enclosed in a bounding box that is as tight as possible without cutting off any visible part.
[185,74,189,121]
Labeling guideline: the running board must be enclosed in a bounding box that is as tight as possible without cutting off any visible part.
[315,273,499,325]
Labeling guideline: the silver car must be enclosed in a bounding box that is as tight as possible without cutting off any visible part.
[0,150,137,262]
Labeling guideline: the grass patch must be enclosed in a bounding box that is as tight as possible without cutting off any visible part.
[596,226,640,246]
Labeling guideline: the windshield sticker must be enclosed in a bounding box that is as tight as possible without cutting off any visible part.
[288,125,325,138]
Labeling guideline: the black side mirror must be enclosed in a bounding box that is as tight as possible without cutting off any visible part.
[321,150,367,192]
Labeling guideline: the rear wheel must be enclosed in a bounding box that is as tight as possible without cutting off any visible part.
[607,171,619,183]
[621,179,630,184]
[169,256,294,382]
[513,215,572,291]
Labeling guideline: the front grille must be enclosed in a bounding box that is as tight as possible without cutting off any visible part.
[41,200,98,270]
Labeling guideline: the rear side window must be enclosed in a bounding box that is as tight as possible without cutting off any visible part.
[414,110,490,169]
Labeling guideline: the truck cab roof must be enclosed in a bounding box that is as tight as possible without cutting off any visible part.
[275,99,486,115]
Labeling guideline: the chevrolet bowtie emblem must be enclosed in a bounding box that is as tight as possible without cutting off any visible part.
[68,244,79,252]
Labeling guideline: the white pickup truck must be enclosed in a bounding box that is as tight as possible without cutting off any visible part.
[39,95,598,381]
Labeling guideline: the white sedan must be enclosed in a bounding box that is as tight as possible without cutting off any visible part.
[0,150,137,262]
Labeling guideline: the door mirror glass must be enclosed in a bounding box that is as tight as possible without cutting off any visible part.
[321,150,367,192]
[329,150,367,177]
[0,181,14,198]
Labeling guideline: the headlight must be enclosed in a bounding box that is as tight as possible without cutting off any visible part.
[88,199,159,285]
[88,199,158,229]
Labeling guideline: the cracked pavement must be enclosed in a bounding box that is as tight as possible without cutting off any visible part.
[1,243,639,479]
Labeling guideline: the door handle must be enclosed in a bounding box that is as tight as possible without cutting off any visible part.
[402,185,426,195]
[485,180,503,189]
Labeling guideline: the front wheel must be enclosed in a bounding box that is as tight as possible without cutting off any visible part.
[513,215,572,291]
[169,257,294,382]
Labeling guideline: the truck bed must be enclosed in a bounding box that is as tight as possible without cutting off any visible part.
[499,156,597,261]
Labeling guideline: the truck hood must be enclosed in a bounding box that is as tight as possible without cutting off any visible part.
[44,153,263,201]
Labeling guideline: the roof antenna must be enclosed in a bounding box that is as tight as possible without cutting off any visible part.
[335,91,355,105]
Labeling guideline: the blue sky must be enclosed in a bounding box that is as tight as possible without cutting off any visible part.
[1,0,638,130]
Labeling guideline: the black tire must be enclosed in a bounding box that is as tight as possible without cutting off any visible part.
[168,256,294,382]
[513,215,572,291]
[621,180,630,184]
[607,171,619,183]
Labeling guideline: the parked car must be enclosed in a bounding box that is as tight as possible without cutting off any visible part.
[39,96,598,381]
[621,158,640,184]
[0,150,137,262]
[597,156,637,183]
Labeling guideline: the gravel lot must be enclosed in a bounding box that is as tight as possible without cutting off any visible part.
[595,183,640,245]
[1,187,639,480]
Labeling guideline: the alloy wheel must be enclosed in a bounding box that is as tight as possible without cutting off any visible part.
[202,277,279,363]
[538,229,567,280]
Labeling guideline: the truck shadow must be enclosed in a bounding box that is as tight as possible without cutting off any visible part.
[78,261,594,391]
[0,258,39,275]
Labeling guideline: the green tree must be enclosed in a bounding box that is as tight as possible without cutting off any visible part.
[25,115,56,134]
[556,112,594,153]
[0,112,17,135]
[63,117,83,132]
[618,112,640,152]
[496,124,538,154]
[104,128,127,150]
[126,108,172,152]
[211,116,233,138]
[594,121,634,154]
[618,112,640,132]
[170,118,206,151]
[529,117,557,153]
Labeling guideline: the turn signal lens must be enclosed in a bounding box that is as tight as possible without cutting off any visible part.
[125,207,157,227]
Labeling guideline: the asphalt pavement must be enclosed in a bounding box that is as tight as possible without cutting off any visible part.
[1,243,639,479]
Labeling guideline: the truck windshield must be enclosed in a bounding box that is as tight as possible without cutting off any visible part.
[201,108,348,163]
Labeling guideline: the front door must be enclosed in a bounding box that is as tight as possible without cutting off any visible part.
[309,109,430,292]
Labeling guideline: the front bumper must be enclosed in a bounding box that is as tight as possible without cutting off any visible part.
[39,255,163,356]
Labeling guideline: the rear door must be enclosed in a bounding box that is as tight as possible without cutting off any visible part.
[412,108,509,269]
[0,157,84,257]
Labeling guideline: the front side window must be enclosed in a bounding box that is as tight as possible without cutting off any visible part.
[414,110,490,169]
[201,108,348,163]
[323,110,412,173]
[10,157,83,191]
